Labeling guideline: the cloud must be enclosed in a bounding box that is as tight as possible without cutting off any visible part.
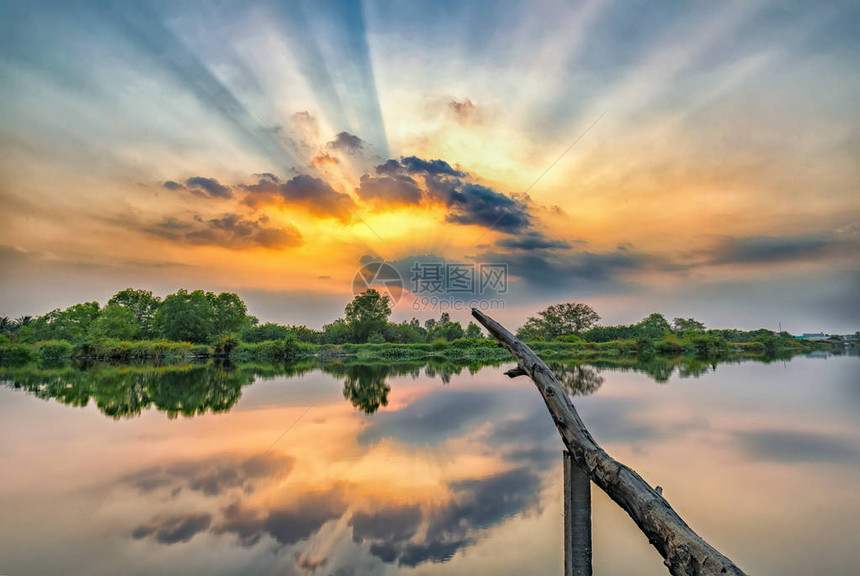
[373,157,533,233]
[355,174,423,207]
[132,513,212,545]
[311,151,340,167]
[734,429,859,463]
[351,505,422,545]
[444,183,531,233]
[474,247,651,293]
[327,131,365,153]
[254,172,280,184]
[496,231,572,251]
[216,487,348,547]
[359,389,499,445]
[354,467,542,567]
[705,235,853,266]
[375,159,404,176]
[147,213,303,249]
[242,174,356,222]
[163,177,232,199]
[400,156,466,177]
[122,453,294,496]
[185,176,232,199]
[448,98,479,123]
[163,180,186,191]
[291,111,320,143]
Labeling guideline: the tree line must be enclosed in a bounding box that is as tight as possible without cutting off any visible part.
[0,288,485,347]
[0,289,255,345]
[0,287,813,353]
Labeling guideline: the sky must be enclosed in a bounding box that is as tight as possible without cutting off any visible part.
[1,0,858,332]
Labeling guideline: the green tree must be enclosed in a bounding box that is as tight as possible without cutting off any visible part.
[108,289,161,338]
[89,303,137,340]
[153,290,214,343]
[635,313,672,339]
[322,319,353,344]
[344,289,391,343]
[517,302,601,340]
[207,291,255,336]
[673,317,706,333]
[465,321,483,339]
[39,302,101,342]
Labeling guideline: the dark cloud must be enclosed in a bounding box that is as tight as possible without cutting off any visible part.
[444,183,531,233]
[327,131,365,153]
[147,213,303,249]
[356,467,542,567]
[475,247,648,292]
[254,172,280,183]
[496,231,571,251]
[242,174,356,222]
[351,505,422,544]
[375,156,466,178]
[122,453,294,497]
[184,176,233,199]
[400,156,466,177]
[163,180,186,191]
[132,513,211,545]
[216,487,348,547]
[355,174,423,207]
[734,429,859,463]
[431,467,540,537]
[707,235,848,265]
[375,159,404,176]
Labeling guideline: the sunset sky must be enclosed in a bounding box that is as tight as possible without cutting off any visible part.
[1,0,858,332]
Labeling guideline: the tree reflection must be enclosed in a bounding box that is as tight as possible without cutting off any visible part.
[2,361,255,418]
[340,365,391,414]
[1,353,798,420]
[549,363,604,396]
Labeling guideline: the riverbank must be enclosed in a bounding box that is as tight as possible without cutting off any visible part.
[0,332,829,366]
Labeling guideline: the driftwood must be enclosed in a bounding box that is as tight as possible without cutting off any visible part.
[471,309,747,576]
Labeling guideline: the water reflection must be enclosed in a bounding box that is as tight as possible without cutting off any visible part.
[0,358,505,418]
[1,352,830,419]
[0,360,254,418]
[0,351,857,575]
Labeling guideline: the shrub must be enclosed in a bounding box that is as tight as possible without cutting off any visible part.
[35,340,74,360]
[214,335,239,356]
[233,335,299,361]
[655,334,683,355]
[1,344,36,364]
[556,334,584,344]
[689,335,728,357]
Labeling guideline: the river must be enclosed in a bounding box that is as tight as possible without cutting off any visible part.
[0,351,857,575]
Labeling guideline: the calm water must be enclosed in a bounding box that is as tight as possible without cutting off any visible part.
[1,353,858,575]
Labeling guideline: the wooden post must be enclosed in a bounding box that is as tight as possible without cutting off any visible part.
[472,309,747,576]
[564,450,592,576]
